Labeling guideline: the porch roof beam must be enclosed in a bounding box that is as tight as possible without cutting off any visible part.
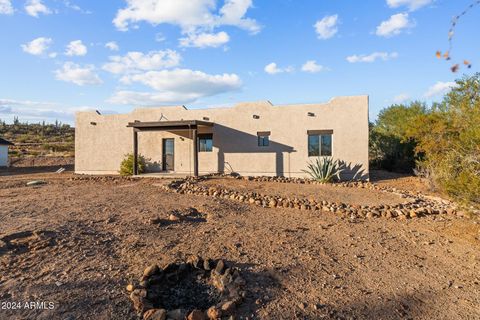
[127,120,214,129]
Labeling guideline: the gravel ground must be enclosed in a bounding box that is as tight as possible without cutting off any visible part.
[0,169,479,320]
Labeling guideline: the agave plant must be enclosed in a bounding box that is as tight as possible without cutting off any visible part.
[302,157,343,183]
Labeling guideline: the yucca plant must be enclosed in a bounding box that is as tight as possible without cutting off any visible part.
[302,157,343,183]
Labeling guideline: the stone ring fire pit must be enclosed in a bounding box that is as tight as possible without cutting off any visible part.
[128,256,246,320]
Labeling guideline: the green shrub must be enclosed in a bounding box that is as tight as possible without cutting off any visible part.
[408,74,480,209]
[302,157,343,183]
[119,153,146,176]
[369,102,427,172]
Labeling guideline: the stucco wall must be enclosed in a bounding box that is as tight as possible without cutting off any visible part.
[75,96,369,179]
[0,145,8,167]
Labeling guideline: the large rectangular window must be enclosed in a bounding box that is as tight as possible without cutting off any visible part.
[257,131,270,147]
[198,134,213,152]
[307,130,332,157]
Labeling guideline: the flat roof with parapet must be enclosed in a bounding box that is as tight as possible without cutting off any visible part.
[126,120,214,131]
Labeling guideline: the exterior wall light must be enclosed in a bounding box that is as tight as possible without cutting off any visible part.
[307,112,315,117]
[203,117,210,121]
[90,122,97,126]
[253,115,260,119]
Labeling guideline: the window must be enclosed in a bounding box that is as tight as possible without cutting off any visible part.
[198,134,213,152]
[307,130,332,157]
[257,131,270,147]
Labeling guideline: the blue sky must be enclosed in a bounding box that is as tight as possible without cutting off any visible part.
[0,0,479,124]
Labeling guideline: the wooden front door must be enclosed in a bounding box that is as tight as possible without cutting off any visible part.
[162,138,174,171]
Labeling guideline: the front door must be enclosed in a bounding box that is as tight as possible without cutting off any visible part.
[162,138,174,171]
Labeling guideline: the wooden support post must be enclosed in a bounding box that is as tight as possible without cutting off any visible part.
[192,127,198,177]
[133,129,138,176]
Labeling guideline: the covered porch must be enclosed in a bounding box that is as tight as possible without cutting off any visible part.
[127,120,214,177]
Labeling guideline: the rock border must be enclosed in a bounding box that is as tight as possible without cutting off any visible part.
[160,175,461,220]
[128,257,245,320]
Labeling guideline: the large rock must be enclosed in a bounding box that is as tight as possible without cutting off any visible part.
[167,309,187,320]
[143,264,160,277]
[143,309,167,320]
[130,289,150,313]
[207,306,222,319]
[188,310,206,320]
[221,301,236,315]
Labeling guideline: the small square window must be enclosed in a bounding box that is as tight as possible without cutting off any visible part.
[258,135,269,147]
[308,132,332,157]
[257,131,270,147]
[198,134,213,152]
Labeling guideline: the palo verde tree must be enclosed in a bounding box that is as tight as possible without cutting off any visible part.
[370,101,428,172]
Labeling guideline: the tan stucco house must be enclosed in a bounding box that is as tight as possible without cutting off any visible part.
[75,95,369,180]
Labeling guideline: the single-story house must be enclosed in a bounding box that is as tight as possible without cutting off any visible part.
[75,95,369,180]
[0,137,14,167]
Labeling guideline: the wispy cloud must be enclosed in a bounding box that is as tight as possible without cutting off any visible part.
[386,0,433,11]
[264,62,294,74]
[0,98,94,123]
[393,93,410,103]
[346,52,398,63]
[424,81,457,98]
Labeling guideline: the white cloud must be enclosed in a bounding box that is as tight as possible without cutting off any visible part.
[376,13,414,37]
[54,62,102,86]
[346,52,398,63]
[393,93,410,103]
[301,60,326,73]
[25,0,51,17]
[386,0,433,11]
[0,98,93,123]
[113,0,260,39]
[107,91,200,106]
[424,81,458,98]
[109,69,242,105]
[179,31,230,48]
[21,37,52,56]
[105,41,119,51]
[121,68,241,91]
[65,40,88,56]
[102,50,181,74]
[217,0,260,34]
[155,32,166,42]
[63,1,91,14]
[0,0,13,15]
[264,62,294,75]
[314,14,338,40]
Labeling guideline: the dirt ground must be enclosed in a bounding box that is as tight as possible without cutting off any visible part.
[198,178,408,207]
[0,168,479,320]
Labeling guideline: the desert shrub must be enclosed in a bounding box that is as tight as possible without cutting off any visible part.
[302,157,343,183]
[119,153,146,176]
[408,74,480,208]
